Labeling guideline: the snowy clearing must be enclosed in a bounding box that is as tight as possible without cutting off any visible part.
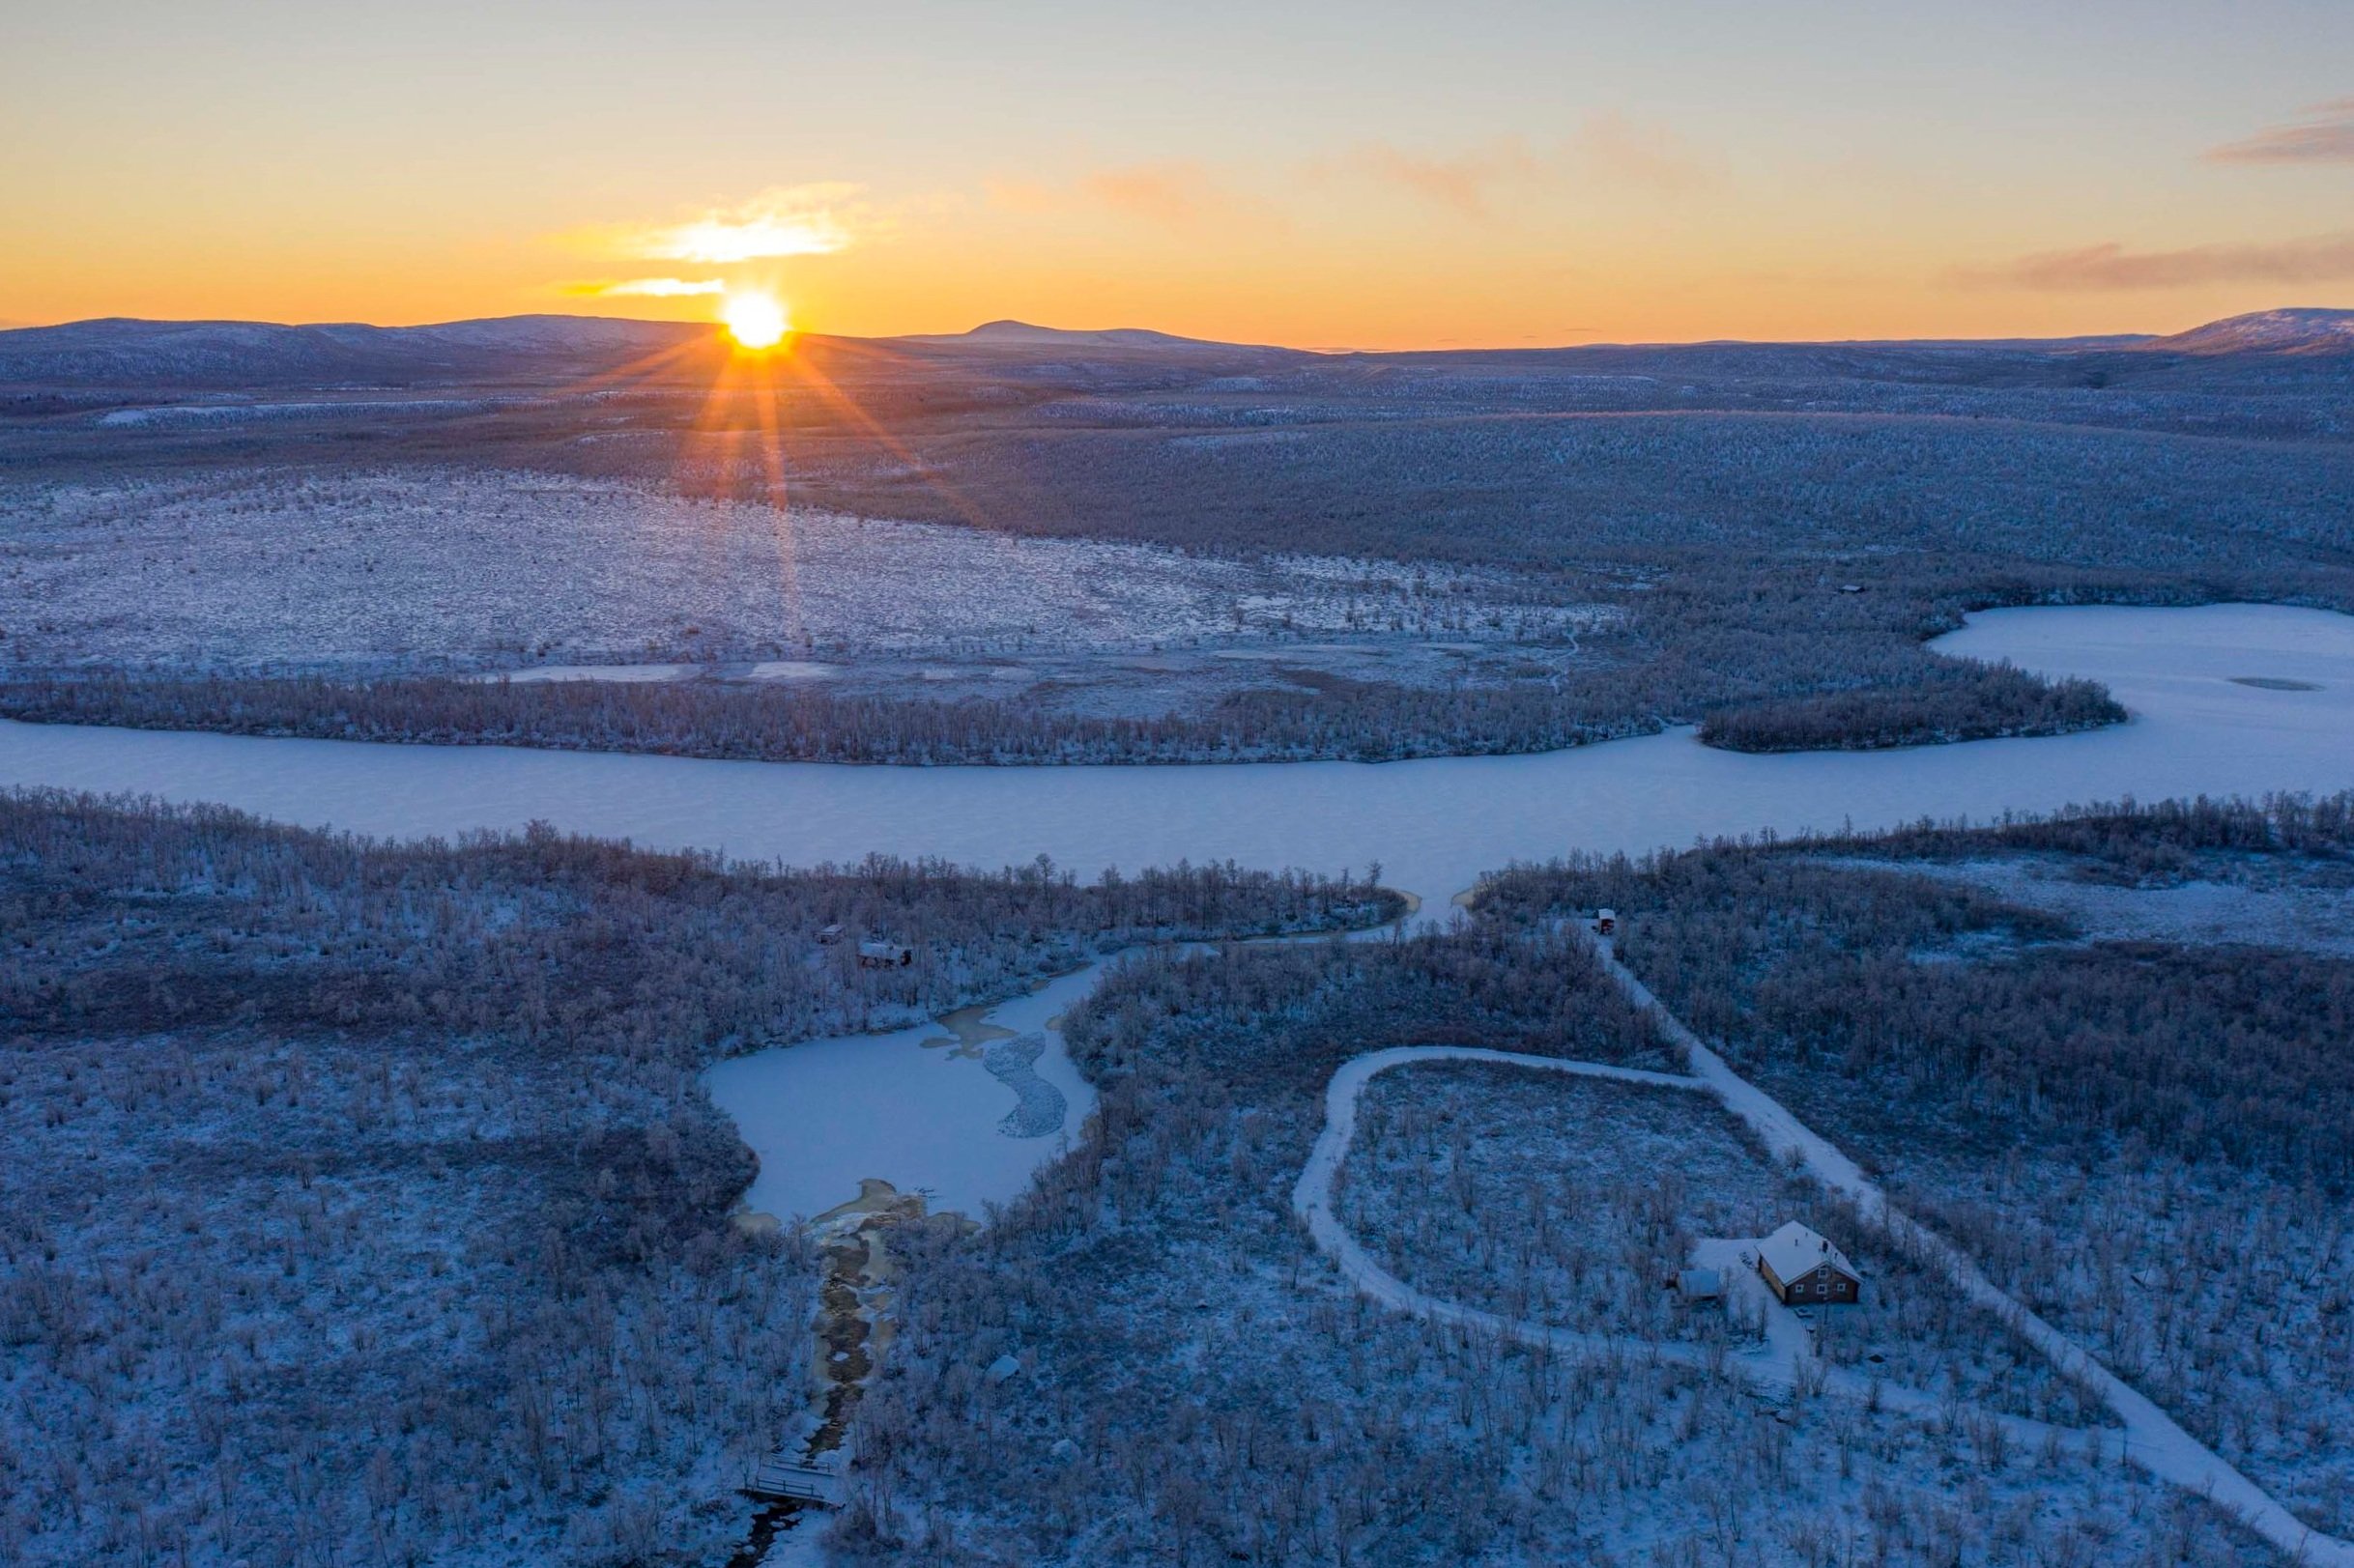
[0,470,1596,671]
[1818,851,2354,957]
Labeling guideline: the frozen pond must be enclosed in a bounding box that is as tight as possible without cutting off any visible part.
[4,602,2351,1223]
[705,962,1105,1224]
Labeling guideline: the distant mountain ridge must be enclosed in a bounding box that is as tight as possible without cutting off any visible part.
[897,319,1289,354]
[1,306,2346,389]
[0,315,711,387]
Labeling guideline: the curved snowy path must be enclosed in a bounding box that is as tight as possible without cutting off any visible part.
[1294,1030,2354,1568]
[1587,942,2354,1566]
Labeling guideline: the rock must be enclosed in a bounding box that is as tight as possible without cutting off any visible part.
[985,1353,1021,1385]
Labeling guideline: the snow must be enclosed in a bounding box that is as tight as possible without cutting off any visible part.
[1590,937,2354,1568]
[1292,975,2354,1564]
[1821,852,2354,956]
[1291,1045,2074,1445]
[3,605,2349,924]
[1758,1221,1856,1287]
[0,470,1590,670]
[703,962,1105,1224]
[466,662,696,684]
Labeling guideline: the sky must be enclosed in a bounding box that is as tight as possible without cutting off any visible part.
[4,1,2351,349]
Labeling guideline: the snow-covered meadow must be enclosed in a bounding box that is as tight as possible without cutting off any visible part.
[0,470,1593,672]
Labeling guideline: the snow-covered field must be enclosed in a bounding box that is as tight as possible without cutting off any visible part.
[0,470,1592,671]
[2,604,2347,920]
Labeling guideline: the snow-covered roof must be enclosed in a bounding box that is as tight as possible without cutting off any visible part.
[1760,1221,1857,1284]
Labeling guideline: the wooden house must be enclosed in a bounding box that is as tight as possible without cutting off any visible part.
[1756,1221,1861,1306]
[1594,908,1618,937]
[817,923,846,945]
[856,940,913,969]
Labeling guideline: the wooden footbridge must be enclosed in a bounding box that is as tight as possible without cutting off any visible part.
[743,1452,847,1508]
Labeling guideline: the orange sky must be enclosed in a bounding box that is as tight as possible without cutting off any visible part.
[4,5,2350,348]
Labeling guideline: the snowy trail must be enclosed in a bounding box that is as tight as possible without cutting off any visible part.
[1587,942,2354,1568]
[1292,1048,2074,1446]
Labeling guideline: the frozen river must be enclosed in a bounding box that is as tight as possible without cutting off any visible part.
[4,604,2348,917]
[6,602,2351,1222]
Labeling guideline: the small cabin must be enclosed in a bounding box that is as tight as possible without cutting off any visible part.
[1594,908,1617,937]
[856,940,913,969]
[817,923,847,945]
[1757,1221,1861,1306]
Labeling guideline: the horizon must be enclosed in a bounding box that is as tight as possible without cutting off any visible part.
[3,302,2337,356]
[7,4,2353,350]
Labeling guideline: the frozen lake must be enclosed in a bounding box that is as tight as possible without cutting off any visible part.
[4,604,2349,918]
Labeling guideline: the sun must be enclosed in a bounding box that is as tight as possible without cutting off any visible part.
[721,291,789,350]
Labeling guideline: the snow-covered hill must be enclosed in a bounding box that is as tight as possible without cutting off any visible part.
[0,314,712,386]
[898,318,1292,354]
[2149,307,2354,356]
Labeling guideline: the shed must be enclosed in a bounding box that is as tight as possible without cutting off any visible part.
[1594,908,1618,937]
[1673,1268,1723,1301]
[817,923,846,945]
[1756,1221,1861,1306]
[857,940,913,969]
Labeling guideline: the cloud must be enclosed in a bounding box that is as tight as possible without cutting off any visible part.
[990,161,1277,231]
[1319,117,1712,217]
[2203,100,2354,164]
[572,184,865,264]
[1569,112,1715,192]
[563,276,729,298]
[1960,231,2354,291]
[1327,137,1541,218]
[1078,160,1229,225]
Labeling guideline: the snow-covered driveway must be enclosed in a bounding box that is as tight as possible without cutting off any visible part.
[1293,1009,2354,1567]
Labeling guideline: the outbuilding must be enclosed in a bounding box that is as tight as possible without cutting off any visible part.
[857,940,914,969]
[1672,1267,1723,1302]
[1756,1221,1861,1306]
[1594,908,1618,937]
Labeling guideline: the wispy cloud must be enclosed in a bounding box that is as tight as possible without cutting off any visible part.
[563,276,729,298]
[989,161,1277,231]
[1325,137,1541,218]
[1959,231,2354,291]
[1078,160,1228,225]
[1318,117,1713,217]
[2204,100,2354,164]
[1570,112,1715,192]
[570,184,866,264]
